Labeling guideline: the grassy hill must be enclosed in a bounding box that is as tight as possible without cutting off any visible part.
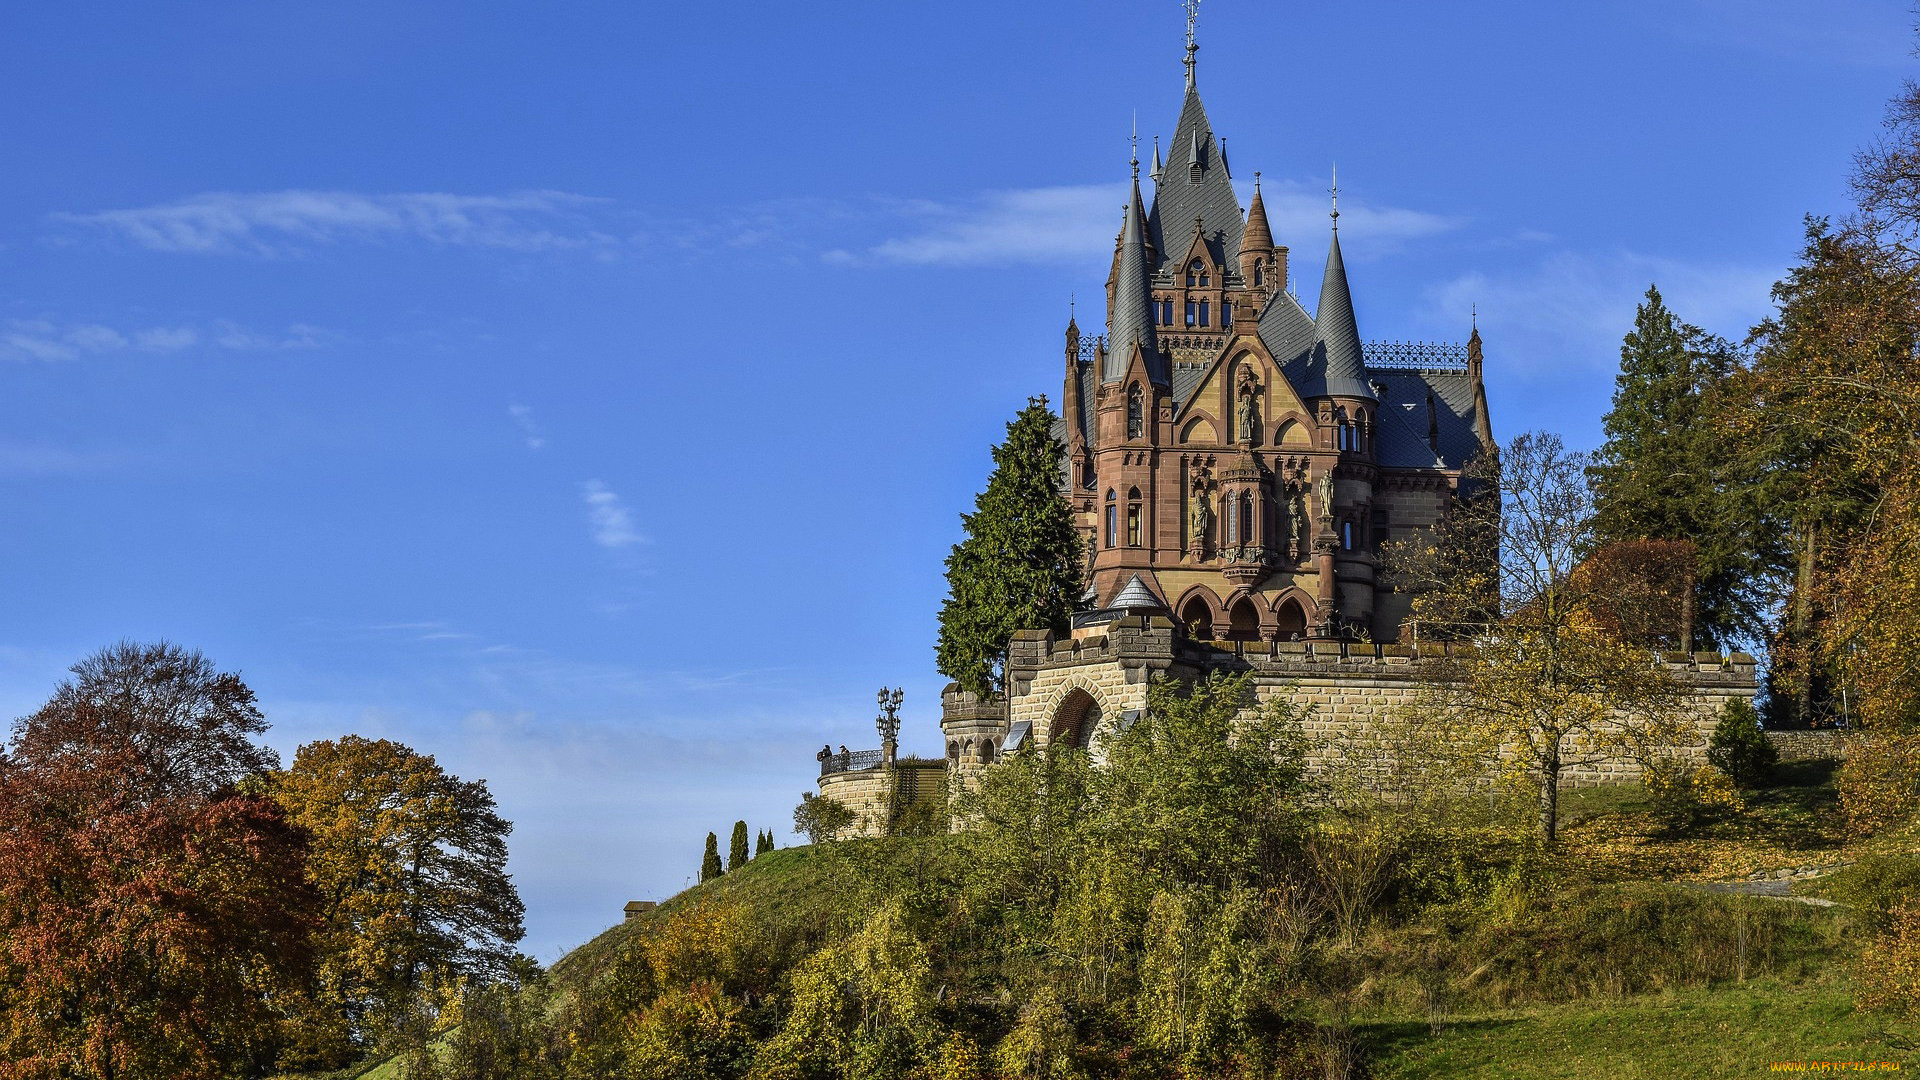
[329,758,1918,1079]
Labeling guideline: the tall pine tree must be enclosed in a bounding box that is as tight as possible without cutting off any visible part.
[1590,285,1766,649]
[937,397,1086,698]
[699,832,722,883]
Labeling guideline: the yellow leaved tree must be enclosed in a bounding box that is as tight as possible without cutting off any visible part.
[1385,431,1696,844]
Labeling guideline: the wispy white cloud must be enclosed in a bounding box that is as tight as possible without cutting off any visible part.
[54,189,617,256]
[1429,250,1780,376]
[824,179,1459,269]
[1239,177,1462,261]
[826,184,1128,267]
[580,480,643,550]
[0,317,323,362]
[508,404,546,450]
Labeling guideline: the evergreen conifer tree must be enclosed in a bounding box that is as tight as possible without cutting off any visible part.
[937,397,1086,698]
[699,832,722,883]
[727,821,749,871]
[755,830,771,857]
[1590,285,1765,648]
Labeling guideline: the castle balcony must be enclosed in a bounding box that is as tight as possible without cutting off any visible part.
[1221,545,1282,586]
[819,748,884,777]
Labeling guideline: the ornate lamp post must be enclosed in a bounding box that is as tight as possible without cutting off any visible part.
[876,687,904,765]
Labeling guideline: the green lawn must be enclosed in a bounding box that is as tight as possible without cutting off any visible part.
[1359,977,1916,1078]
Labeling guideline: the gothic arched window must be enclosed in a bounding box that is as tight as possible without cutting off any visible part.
[1187,261,1201,288]
[1104,489,1117,548]
[1126,487,1143,547]
[1126,383,1144,440]
[1239,493,1255,546]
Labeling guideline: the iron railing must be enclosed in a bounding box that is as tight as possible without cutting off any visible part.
[819,748,884,777]
[1362,340,1469,371]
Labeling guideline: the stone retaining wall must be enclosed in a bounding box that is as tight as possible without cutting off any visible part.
[1764,729,1857,762]
[978,616,1761,787]
[815,760,945,839]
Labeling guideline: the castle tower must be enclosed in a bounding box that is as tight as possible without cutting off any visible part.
[1053,20,1492,645]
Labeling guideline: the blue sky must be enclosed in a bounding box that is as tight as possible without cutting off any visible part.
[0,0,1909,960]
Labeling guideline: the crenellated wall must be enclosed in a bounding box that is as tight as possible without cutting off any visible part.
[937,615,1762,787]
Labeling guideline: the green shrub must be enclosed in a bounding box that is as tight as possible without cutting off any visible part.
[792,793,855,844]
[1799,854,1920,930]
[1706,699,1777,788]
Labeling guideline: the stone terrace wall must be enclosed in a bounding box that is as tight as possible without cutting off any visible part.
[1004,616,1760,786]
[816,760,947,839]
[1765,729,1858,761]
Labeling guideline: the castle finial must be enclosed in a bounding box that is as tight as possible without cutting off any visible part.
[1471,301,1478,331]
[1130,112,1139,178]
[1330,161,1340,229]
[1183,0,1201,88]
[1254,170,1262,193]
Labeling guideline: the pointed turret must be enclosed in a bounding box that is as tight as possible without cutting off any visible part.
[1149,136,1163,183]
[1310,217,1376,401]
[1238,173,1277,290]
[1106,167,1161,384]
[1467,321,1495,451]
[1146,28,1243,275]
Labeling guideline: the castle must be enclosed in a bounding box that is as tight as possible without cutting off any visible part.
[813,24,1757,835]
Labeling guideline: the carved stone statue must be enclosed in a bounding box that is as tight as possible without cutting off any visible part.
[1317,469,1335,519]
[1190,488,1213,541]
[1236,367,1260,444]
[1289,492,1308,558]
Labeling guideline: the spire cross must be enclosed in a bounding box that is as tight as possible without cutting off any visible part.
[1183,0,1201,88]
[1130,111,1140,177]
[1330,161,1340,228]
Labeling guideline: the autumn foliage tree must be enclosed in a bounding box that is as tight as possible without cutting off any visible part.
[1386,433,1695,843]
[270,735,526,1055]
[0,642,316,1080]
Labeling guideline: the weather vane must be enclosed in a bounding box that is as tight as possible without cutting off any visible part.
[1330,161,1340,227]
[1183,0,1201,87]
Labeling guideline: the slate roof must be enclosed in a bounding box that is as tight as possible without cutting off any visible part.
[1309,229,1376,401]
[1258,291,1322,401]
[1106,172,1165,384]
[1367,369,1487,470]
[1109,573,1166,611]
[1147,84,1244,278]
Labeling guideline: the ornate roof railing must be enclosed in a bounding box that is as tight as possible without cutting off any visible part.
[819,748,884,777]
[1075,335,1106,363]
[1362,340,1469,372]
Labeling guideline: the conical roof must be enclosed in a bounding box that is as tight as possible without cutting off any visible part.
[1109,574,1165,612]
[1105,170,1163,384]
[1147,83,1243,275]
[1309,227,1376,401]
[1242,178,1274,252]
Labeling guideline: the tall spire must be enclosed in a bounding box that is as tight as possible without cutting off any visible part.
[1183,0,1200,89]
[1330,161,1340,229]
[1149,136,1163,183]
[1106,158,1160,384]
[1311,217,1375,401]
[1147,0,1242,277]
